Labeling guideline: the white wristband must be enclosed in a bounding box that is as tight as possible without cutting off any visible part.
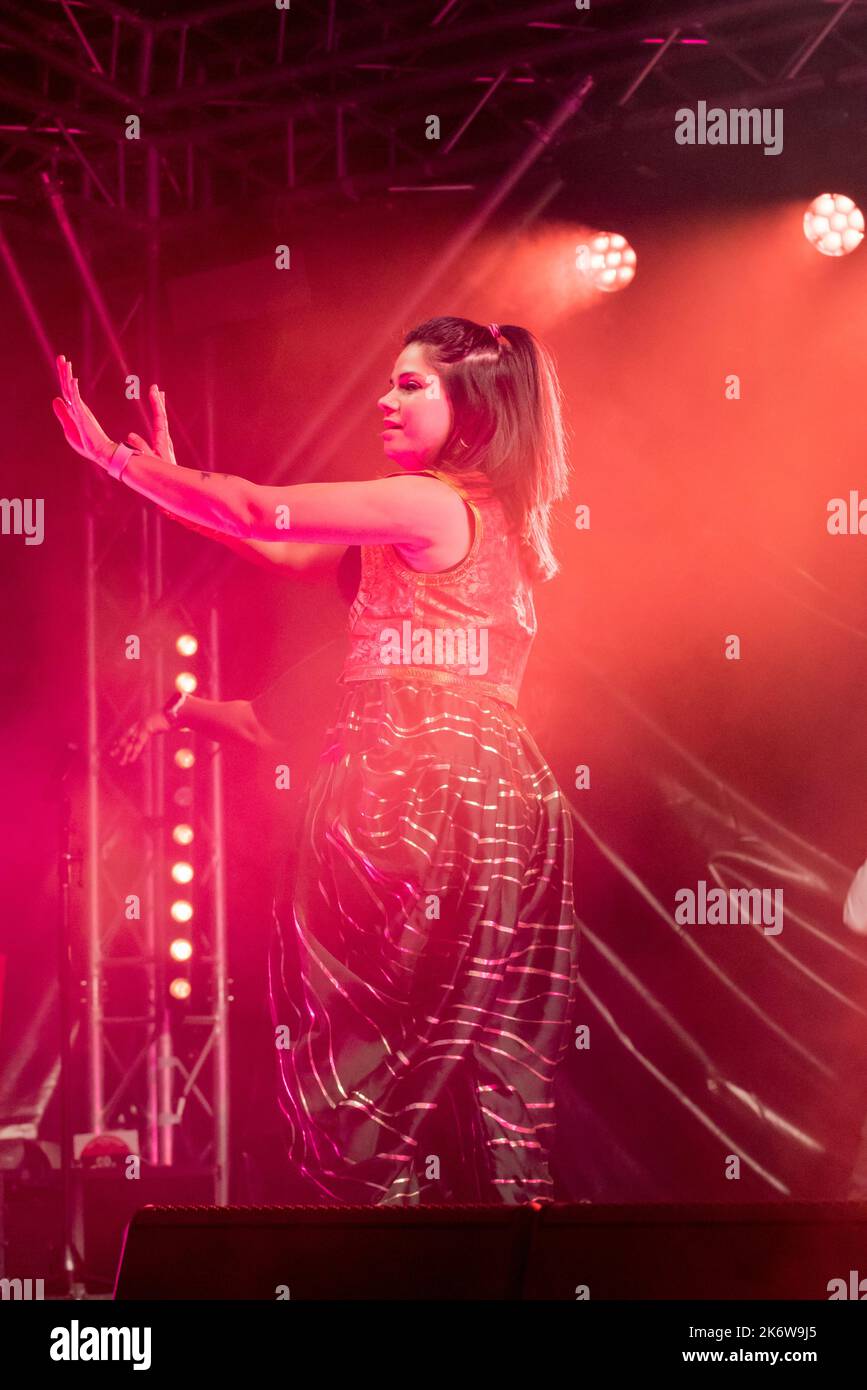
[106,441,139,480]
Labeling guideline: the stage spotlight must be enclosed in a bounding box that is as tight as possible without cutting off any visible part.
[176,634,198,656]
[169,978,192,1001]
[175,671,197,694]
[169,937,193,962]
[172,823,194,846]
[173,787,193,808]
[174,747,195,769]
[171,861,194,885]
[170,899,193,924]
[803,193,864,257]
[575,232,636,292]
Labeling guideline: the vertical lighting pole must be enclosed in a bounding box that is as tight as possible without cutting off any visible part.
[81,291,104,1150]
[209,605,230,1204]
[41,162,149,1150]
[143,139,173,1168]
[205,334,230,1202]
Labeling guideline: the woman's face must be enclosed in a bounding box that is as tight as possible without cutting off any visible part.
[377,343,453,470]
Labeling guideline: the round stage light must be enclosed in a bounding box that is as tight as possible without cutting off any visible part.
[175,671,197,694]
[169,978,192,1001]
[171,861,194,885]
[174,747,195,769]
[170,937,193,962]
[176,634,198,656]
[575,232,636,291]
[170,899,193,923]
[172,823,194,845]
[803,193,864,257]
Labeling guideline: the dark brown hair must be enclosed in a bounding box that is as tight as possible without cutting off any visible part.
[401,316,571,581]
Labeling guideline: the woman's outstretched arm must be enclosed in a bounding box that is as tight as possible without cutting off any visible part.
[52,355,465,554]
[122,392,345,573]
[119,454,461,549]
[157,508,347,576]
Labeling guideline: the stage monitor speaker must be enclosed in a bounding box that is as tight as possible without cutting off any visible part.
[115,1200,867,1300]
[523,1200,867,1301]
[115,1203,529,1300]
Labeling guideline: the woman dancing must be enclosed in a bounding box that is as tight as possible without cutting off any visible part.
[53,316,579,1206]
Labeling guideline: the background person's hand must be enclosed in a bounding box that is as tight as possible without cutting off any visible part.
[52,355,116,465]
[109,710,171,766]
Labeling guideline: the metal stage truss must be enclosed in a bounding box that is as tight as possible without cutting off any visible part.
[1,1,866,234]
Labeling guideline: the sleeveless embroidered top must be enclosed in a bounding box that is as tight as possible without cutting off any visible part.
[337,468,536,709]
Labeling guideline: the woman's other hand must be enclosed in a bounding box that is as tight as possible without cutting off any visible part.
[127,387,217,535]
[126,383,177,465]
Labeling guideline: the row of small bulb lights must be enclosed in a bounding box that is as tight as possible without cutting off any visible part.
[168,632,198,1002]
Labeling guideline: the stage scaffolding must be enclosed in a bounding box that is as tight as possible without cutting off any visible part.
[1,163,231,1201]
[78,290,230,1198]
[82,485,230,1196]
[2,1,865,232]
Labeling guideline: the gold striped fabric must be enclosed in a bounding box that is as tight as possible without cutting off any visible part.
[268,677,580,1205]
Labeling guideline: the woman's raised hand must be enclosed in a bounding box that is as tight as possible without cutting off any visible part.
[126,384,178,466]
[52,355,116,466]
